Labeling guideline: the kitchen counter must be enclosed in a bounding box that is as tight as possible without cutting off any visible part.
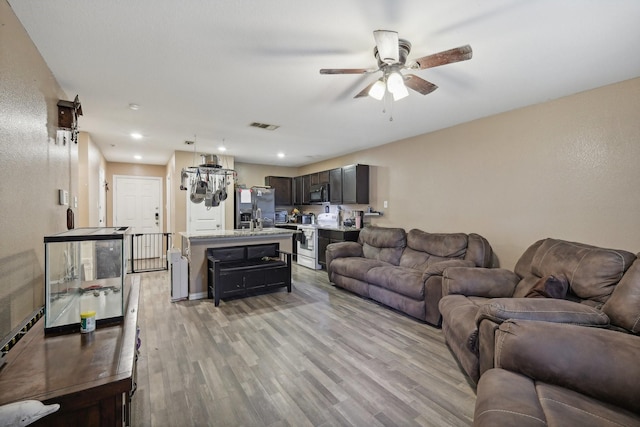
[180,229,297,299]
[316,225,361,232]
[180,228,297,239]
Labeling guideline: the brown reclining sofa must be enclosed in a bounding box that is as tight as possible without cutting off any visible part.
[439,238,639,385]
[326,226,494,325]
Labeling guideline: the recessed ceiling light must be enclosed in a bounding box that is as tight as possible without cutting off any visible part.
[218,145,227,152]
[130,132,143,140]
[129,103,140,110]
[134,155,142,160]
[277,152,285,158]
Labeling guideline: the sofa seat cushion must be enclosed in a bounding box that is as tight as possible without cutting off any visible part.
[330,257,391,281]
[475,369,640,427]
[365,266,424,300]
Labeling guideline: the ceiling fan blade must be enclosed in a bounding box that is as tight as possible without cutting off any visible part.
[354,81,376,98]
[413,45,473,70]
[373,30,399,64]
[404,74,438,95]
[320,68,369,75]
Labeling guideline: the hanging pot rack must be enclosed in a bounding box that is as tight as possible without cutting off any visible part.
[180,154,236,207]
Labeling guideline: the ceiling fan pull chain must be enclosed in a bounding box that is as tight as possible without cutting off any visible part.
[382,90,389,115]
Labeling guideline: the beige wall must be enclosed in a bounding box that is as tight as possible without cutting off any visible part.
[234,162,297,188]
[77,131,107,227]
[301,78,640,269]
[0,1,71,340]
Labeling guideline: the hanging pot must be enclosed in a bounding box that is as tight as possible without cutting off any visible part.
[190,176,205,204]
[179,170,189,191]
[200,154,219,167]
[218,175,228,202]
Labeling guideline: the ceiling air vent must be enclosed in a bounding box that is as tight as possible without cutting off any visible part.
[249,122,280,131]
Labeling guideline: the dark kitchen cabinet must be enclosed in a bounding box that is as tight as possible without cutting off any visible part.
[318,228,360,267]
[293,166,368,206]
[293,175,311,205]
[309,171,329,186]
[318,170,330,184]
[342,164,369,204]
[265,176,293,206]
[329,168,343,204]
[310,172,320,185]
[293,176,303,205]
[302,174,311,204]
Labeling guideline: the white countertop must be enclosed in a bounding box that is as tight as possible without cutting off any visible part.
[179,228,298,239]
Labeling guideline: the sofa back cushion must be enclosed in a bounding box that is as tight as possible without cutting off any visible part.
[520,238,636,304]
[399,229,467,269]
[358,226,406,265]
[513,239,545,279]
[465,233,494,267]
[602,256,640,333]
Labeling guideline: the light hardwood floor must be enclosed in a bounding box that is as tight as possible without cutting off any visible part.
[132,265,476,426]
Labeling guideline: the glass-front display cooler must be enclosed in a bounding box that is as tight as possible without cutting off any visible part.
[44,227,132,334]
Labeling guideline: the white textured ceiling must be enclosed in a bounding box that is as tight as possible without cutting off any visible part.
[8,0,640,166]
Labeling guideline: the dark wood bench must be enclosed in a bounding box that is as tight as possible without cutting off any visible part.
[207,243,292,306]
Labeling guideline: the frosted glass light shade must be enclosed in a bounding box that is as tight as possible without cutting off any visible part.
[368,80,386,100]
[387,72,408,100]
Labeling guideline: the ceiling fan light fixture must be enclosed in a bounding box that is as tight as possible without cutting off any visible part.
[368,79,386,100]
[392,87,409,101]
[387,71,408,100]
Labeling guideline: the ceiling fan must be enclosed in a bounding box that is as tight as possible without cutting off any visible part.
[320,30,472,101]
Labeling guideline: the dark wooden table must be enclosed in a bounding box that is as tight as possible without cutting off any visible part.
[0,276,140,426]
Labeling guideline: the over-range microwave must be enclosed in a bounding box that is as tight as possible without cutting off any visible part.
[309,184,329,203]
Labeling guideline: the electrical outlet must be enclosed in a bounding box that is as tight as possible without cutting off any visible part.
[383,200,388,208]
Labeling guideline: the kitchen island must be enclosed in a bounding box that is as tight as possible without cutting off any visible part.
[180,229,297,299]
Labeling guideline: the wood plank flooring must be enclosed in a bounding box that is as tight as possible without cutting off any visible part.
[131,265,476,426]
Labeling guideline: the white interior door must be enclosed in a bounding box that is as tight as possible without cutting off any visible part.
[114,175,162,259]
[186,179,224,234]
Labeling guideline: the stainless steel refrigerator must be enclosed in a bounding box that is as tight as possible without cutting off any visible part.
[235,186,275,229]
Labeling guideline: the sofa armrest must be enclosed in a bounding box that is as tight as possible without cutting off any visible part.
[476,298,610,327]
[326,241,363,259]
[442,267,520,297]
[421,259,475,282]
[495,320,640,414]
[325,241,363,278]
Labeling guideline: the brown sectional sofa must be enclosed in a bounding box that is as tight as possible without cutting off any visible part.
[326,226,494,325]
[474,320,640,426]
[439,238,639,385]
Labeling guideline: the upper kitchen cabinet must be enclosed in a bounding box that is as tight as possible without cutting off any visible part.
[342,164,369,204]
[293,175,311,205]
[329,168,343,204]
[293,176,303,205]
[318,170,330,184]
[309,171,330,186]
[302,175,311,204]
[265,176,293,206]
